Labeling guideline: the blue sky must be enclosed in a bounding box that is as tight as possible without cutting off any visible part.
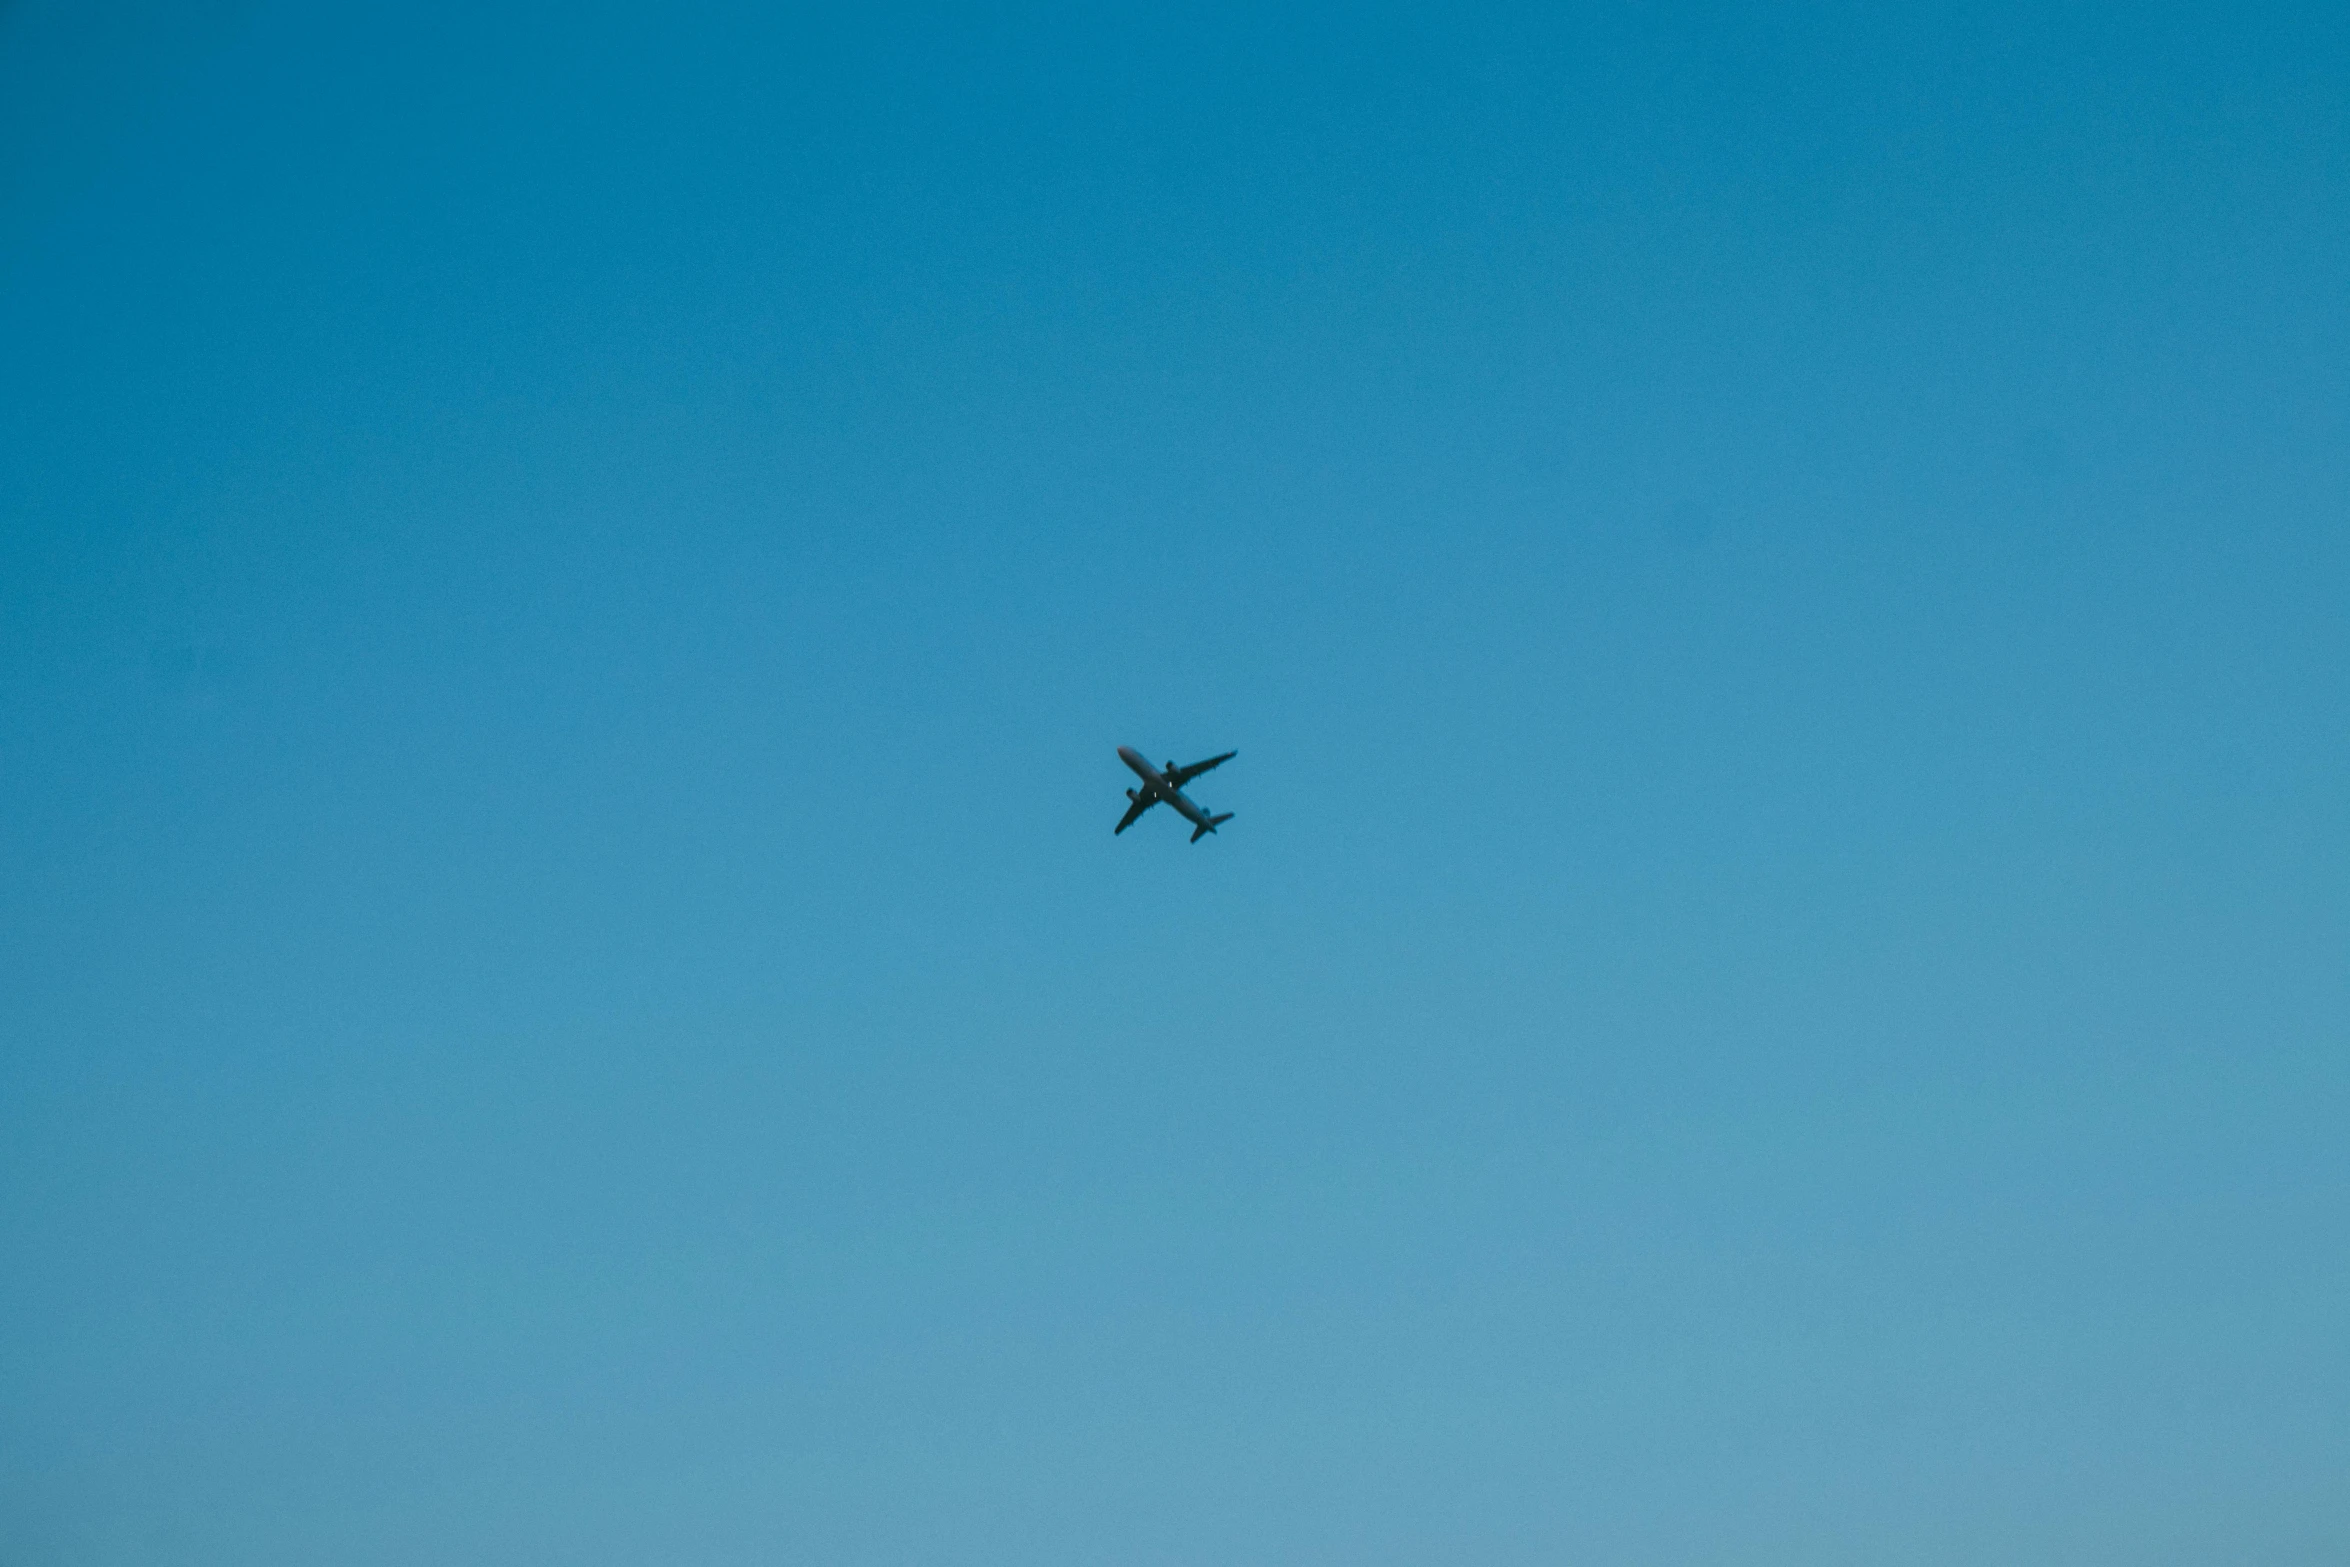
[3,2,2345,1562]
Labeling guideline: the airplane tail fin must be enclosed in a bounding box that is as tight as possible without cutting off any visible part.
[1190,812,1234,843]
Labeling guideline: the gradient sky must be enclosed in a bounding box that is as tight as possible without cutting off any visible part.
[3,3,2345,1563]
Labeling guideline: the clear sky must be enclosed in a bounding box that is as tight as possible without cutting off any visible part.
[2,2,2344,1562]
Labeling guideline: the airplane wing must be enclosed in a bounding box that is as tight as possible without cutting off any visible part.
[1114,794,1157,834]
[1166,750,1236,788]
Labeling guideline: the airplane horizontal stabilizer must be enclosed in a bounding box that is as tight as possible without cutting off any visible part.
[1189,812,1234,843]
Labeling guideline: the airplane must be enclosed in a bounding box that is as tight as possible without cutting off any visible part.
[1115,745,1236,842]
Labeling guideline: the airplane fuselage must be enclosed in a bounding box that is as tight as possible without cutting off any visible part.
[1117,745,1218,832]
